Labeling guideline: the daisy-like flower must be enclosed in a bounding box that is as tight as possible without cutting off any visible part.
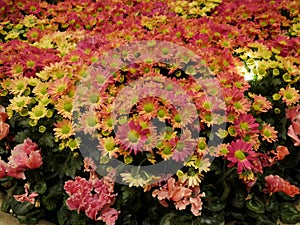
[47,76,72,100]
[156,106,171,122]
[251,94,272,113]
[54,119,74,140]
[234,114,259,137]
[137,96,159,120]
[10,63,24,76]
[120,170,157,188]
[8,96,32,113]
[32,81,49,98]
[116,120,150,155]
[177,168,203,187]
[77,111,101,136]
[98,137,117,158]
[226,139,258,174]
[171,129,196,162]
[279,86,300,106]
[8,76,28,96]
[55,96,74,119]
[28,103,48,121]
[286,105,300,146]
[260,123,278,143]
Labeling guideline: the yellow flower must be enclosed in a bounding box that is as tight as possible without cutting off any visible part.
[279,86,300,106]
[54,119,74,140]
[32,81,49,98]
[8,96,32,113]
[55,96,74,119]
[22,15,37,28]
[8,77,28,95]
[28,104,48,121]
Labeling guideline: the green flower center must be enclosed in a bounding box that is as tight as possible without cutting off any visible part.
[105,142,115,151]
[87,116,97,127]
[63,102,73,112]
[144,103,154,113]
[284,92,292,100]
[263,129,271,137]
[34,108,44,117]
[157,109,166,118]
[174,114,182,123]
[235,150,246,160]
[127,130,139,143]
[61,125,71,134]
[240,122,249,130]
[89,94,99,103]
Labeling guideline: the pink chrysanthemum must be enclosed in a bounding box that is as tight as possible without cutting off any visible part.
[226,139,258,174]
[234,114,259,137]
[116,120,150,155]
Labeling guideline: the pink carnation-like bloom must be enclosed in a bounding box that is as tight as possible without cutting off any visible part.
[64,176,119,224]
[6,138,43,179]
[14,183,39,205]
[286,106,300,146]
[0,158,6,179]
[264,175,300,197]
[152,178,205,216]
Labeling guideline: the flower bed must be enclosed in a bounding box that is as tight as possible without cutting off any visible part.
[0,0,299,224]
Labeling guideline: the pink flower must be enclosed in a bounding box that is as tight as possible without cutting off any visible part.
[6,138,43,179]
[234,114,259,137]
[0,158,7,179]
[264,175,300,197]
[226,140,259,174]
[152,178,205,216]
[14,183,39,205]
[286,106,300,146]
[64,175,119,224]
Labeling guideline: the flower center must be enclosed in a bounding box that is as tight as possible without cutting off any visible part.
[63,102,73,112]
[127,130,139,143]
[235,150,246,160]
[144,103,154,113]
[61,125,71,134]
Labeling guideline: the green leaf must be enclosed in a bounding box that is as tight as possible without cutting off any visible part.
[246,196,265,214]
[39,132,55,148]
[159,213,177,225]
[280,203,300,224]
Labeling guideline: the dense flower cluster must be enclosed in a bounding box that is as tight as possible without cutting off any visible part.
[0,0,299,224]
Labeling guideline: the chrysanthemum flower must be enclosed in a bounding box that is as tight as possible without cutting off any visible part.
[28,104,48,121]
[116,120,150,155]
[171,129,196,162]
[78,111,101,135]
[54,119,74,140]
[177,168,203,187]
[260,123,278,143]
[120,170,157,188]
[251,94,272,113]
[55,96,74,119]
[8,76,28,96]
[10,63,24,76]
[98,137,117,158]
[226,139,258,174]
[234,114,259,137]
[286,105,300,146]
[137,97,159,120]
[32,81,49,98]
[48,76,72,100]
[8,96,31,113]
[279,86,300,106]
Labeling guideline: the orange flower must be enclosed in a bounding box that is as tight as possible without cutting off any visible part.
[264,175,300,197]
[0,121,9,141]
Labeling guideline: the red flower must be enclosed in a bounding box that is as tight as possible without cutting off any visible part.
[64,176,119,224]
[264,175,300,197]
[234,114,259,137]
[226,140,259,174]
